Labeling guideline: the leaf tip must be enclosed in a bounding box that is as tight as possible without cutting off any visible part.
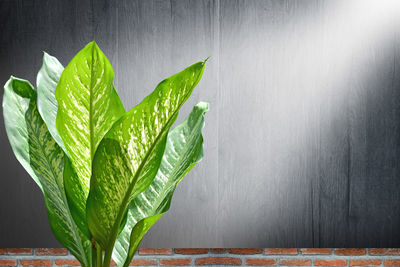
[41,51,53,66]
[42,50,52,59]
[204,56,210,63]
[90,40,99,49]
[195,101,210,113]
[4,76,13,92]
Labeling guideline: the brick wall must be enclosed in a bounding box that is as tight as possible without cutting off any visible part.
[1,248,400,266]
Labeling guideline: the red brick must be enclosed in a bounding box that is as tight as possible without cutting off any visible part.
[280,259,312,266]
[6,248,33,255]
[138,248,172,255]
[245,258,277,266]
[175,248,208,254]
[370,248,400,255]
[314,259,347,266]
[385,259,400,266]
[55,259,80,266]
[300,248,332,255]
[130,259,157,266]
[20,259,52,266]
[0,259,17,266]
[160,258,191,266]
[35,248,68,255]
[195,257,242,265]
[334,248,366,256]
[265,248,298,255]
[350,259,382,266]
[228,248,263,254]
[0,249,7,255]
[211,248,226,253]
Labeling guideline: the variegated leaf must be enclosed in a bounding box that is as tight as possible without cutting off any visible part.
[3,77,42,189]
[86,60,206,265]
[37,52,122,239]
[2,77,91,267]
[55,41,125,236]
[112,102,208,267]
[37,52,65,152]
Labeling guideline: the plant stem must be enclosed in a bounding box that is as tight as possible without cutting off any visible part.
[92,241,102,267]
[102,249,112,267]
[96,244,102,267]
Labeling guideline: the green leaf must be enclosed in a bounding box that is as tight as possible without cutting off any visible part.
[112,102,209,267]
[119,214,163,267]
[55,40,125,190]
[63,156,92,240]
[86,60,206,262]
[37,52,65,152]
[2,77,92,267]
[3,77,42,189]
[55,41,125,236]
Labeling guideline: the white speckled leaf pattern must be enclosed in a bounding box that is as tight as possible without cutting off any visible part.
[112,102,209,267]
[37,52,65,153]
[86,61,206,254]
[2,77,91,267]
[55,41,125,238]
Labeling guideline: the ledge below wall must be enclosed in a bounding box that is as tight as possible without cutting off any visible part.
[1,248,400,266]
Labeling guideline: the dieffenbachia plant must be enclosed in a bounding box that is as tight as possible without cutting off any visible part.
[2,41,208,267]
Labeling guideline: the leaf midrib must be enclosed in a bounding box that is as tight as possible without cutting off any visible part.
[89,43,95,160]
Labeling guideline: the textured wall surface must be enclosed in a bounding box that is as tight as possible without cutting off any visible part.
[2,248,400,266]
[1,0,400,248]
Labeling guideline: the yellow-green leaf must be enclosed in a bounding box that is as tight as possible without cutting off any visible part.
[86,61,206,265]
[55,41,125,236]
